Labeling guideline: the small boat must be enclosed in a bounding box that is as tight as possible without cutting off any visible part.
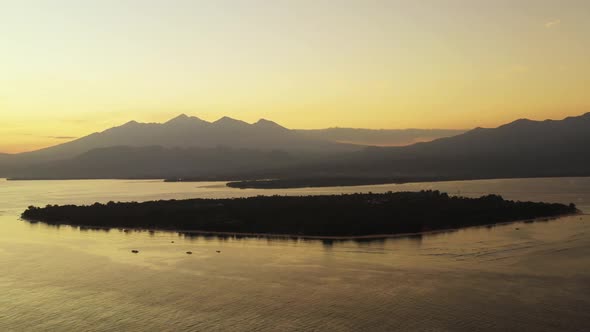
[186,251,192,255]
[131,250,139,253]
[216,250,221,253]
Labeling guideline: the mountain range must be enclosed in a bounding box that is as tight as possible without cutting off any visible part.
[1,112,589,182]
[336,112,590,179]
[9,115,355,164]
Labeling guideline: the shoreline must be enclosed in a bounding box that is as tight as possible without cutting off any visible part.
[21,191,579,241]
[4,174,590,190]
[225,174,590,189]
[25,212,583,241]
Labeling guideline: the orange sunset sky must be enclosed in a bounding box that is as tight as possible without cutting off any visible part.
[1,0,589,153]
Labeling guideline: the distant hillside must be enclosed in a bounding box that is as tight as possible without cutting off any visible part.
[295,128,465,146]
[0,154,14,176]
[5,113,589,182]
[317,112,590,179]
[226,112,590,183]
[7,146,302,180]
[0,114,468,180]
[9,114,359,164]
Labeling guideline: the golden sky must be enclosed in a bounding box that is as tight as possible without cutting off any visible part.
[1,0,589,153]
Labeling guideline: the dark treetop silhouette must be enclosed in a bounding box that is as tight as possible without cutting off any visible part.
[22,191,577,237]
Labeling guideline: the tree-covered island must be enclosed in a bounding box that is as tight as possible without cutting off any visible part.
[21,191,578,237]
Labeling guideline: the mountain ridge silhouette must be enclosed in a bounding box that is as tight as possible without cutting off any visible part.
[2,112,589,182]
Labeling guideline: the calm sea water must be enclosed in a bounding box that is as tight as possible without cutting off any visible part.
[1,177,589,331]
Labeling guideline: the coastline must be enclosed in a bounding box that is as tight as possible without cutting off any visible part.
[21,191,579,240]
[7,174,590,191]
[225,174,590,189]
[25,212,583,241]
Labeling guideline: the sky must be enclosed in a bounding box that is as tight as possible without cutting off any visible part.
[1,0,589,153]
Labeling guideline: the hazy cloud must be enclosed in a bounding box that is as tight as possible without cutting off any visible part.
[545,19,561,28]
[18,133,77,140]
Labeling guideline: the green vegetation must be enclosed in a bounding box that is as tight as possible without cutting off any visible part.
[21,191,578,237]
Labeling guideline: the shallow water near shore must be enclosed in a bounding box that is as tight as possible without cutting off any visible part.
[1,177,590,331]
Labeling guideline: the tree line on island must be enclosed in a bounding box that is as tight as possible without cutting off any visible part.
[21,191,578,237]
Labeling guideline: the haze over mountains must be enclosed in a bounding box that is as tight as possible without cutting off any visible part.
[296,128,465,147]
[5,114,464,164]
[335,112,590,179]
[10,114,355,163]
[1,112,589,182]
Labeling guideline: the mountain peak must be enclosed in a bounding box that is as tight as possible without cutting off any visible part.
[169,113,189,121]
[499,118,534,129]
[165,114,208,126]
[253,118,287,130]
[213,116,249,127]
[122,120,139,126]
[215,116,237,122]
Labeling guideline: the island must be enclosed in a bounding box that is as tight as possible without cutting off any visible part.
[225,176,462,189]
[20,191,579,238]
